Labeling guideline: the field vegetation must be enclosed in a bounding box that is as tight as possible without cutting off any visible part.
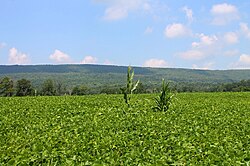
[1,92,250,165]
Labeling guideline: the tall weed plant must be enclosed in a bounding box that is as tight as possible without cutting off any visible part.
[153,79,174,112]
[121,66,139,107]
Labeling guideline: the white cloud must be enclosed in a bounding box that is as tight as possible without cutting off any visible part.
[95,0,152,21]
[224,32,238,44]
[94,0,167,21]
[232,54,250,69]
[143,58,168,68]
[144,26,153,34]
[211,3,238,14]
[182,6,193,23]
[164,23,189,38]
[211,3,239,25]
[179,50,205,60]
[239,54,250,64]
[81,56,98,64]
[104,6,128,20]
[194,33,218,47]
[240,23,250,39]
[179,33,219,60]
[8,48,30,64]
[49,50,72,63]
[103,59,113,65]
[192,62,215,70]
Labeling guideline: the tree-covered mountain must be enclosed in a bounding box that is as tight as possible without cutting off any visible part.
[0,64,250,90]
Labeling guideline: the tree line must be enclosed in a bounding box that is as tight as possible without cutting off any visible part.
[0,76,249,97]
[218,79,250,92]
[0,77,147,97]
[174,80,250,92]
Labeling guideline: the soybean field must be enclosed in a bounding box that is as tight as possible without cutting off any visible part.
[1,93,250,165]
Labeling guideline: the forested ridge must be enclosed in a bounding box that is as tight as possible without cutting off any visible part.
[0,64,250,96]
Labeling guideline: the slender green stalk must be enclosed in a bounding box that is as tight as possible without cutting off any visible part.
[121,66,139,107]
[153,79,174,112]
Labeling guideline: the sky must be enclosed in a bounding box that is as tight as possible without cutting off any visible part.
[1,0,250,69]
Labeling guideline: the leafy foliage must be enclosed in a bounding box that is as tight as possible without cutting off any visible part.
[41,79,56,96]
[55,81,68,96]
[121,66,139,107]
[0,77,14,96]
[72,85,89,95]
[1,93,250,165]
[219,79,250,92]
[134,82,147,94]
[16,79,34,96]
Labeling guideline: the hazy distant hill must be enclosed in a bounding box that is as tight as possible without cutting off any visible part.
[0,64,250,88]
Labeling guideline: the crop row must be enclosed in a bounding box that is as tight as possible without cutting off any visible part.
[0,93,250,165]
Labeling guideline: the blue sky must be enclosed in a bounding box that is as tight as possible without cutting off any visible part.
[1,0,250,69]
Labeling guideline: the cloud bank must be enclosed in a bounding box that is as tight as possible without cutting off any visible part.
[94,0,152,21]
[143,58,168,68]
[49,50,72,63]
[164,23,190,38]
[211,3,239,25]
[8,48,30,64]
[81,56,98,64]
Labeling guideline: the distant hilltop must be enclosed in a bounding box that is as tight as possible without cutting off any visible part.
[0,64,250,88]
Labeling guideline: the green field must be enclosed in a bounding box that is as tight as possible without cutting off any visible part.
[1,93,250,165]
